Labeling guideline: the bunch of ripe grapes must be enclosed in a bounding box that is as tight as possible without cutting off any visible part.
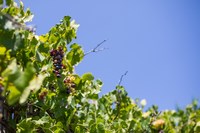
[50,47,64,78]
[64,76,76,94]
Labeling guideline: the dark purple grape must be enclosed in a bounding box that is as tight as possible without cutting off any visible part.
[53,70,59,74]
[50,50,55,56]
[57,59,62,63]
[0,84,3,93]
[56,74,61,78]
[66,88,71,94]
[71,83,76,88]
[55,55,62,60]
[60,53,64,57]
[55,65,62,69]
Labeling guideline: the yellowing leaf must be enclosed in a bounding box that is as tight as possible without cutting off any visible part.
[7,84,21,105]
[2,59,19,78]
[0,46,6,55]
[82,73,94,81]
[39,35,48,43]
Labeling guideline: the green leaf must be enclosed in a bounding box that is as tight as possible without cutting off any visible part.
[13,32,25,51]
[66,108,76,129]
[54,128,65,133]
[33,116,50,125]
[36,50,45,62]
[7,84,21,105]
[17,118,35,133]
[14,62,36,92]
[0,30,25,54]
[90,124,97,133]
[6,0,12,6]
[0,0,3,5]
[97,123,105,133]
[62,16,71,26]
[82,73,94,81]
[2,59,19,78]
[67,43,84,66]
[20,73,47,104]
[0,46,6,55]
[75,126,81,133]
[88,94,98,100]
[23,13,34,23]
[2,60,39,104]
[194,121,200,132]
[0,30,14,49]
[56,122,63,128]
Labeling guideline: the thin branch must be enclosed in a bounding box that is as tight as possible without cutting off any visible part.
[112,71,128,121]
[118,71,128,86]
[93,39,107,50]
[84,39,108,56]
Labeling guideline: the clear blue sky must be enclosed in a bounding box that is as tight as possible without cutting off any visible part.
[23,0,200,110]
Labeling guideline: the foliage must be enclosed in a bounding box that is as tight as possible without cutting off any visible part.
[0,1,199,132]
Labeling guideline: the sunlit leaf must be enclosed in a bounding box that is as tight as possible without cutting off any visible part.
[14,62,35,92]
[0,46,6,55]
[33,116,50,125]
[67,43,84,66]
[194,121,200,132]
[36,50,45,62]
[97,123,105,133]
[20,73,47,104]
[82,73,94,81]
[2,59,19,78]
[17,118,35,133]
[7,84,21,105]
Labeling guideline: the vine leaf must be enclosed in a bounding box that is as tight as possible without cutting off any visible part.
[67,43,84,66]
[0,46,6,55]
[2,60,39,105]
[14,62,36,92]
[36,50,45,62]
[7,84,21,105]
[20,73,47,104]
[82,73,94,81]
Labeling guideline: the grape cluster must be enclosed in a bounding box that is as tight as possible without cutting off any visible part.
[50,47,64,78]
[64,76,76,94]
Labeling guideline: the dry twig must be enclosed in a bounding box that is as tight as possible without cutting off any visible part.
[118,71,128,86]
[84,39,108,56]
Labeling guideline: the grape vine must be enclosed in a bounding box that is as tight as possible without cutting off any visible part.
[0,0,200,133]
